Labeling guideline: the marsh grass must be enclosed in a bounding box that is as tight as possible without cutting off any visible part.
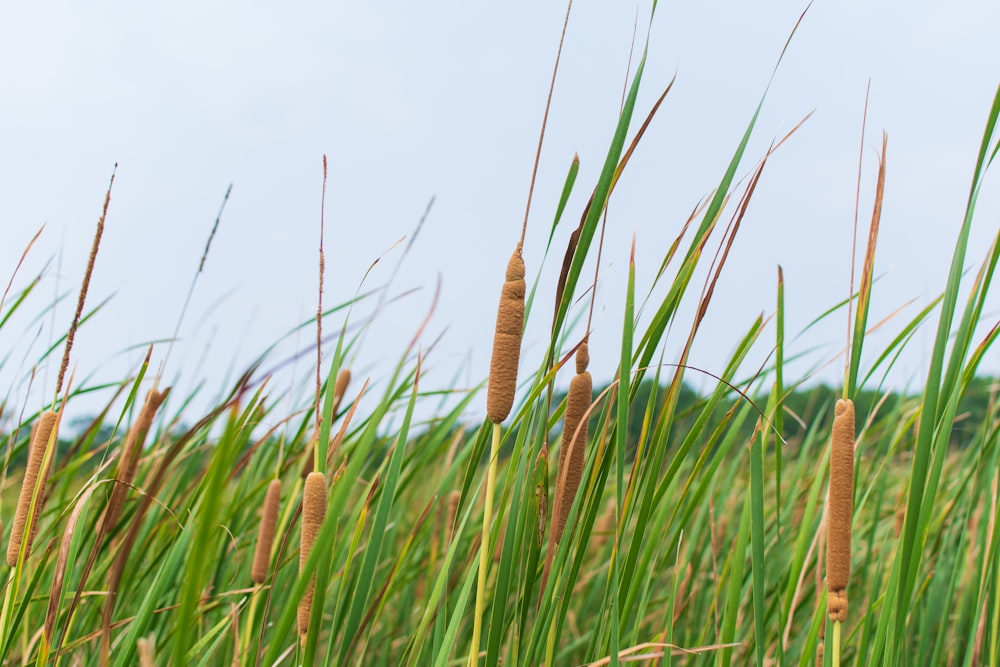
[0,7,998,667]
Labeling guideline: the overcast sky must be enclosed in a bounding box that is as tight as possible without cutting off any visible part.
[1,1,998,424]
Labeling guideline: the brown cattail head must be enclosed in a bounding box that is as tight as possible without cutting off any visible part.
[826,398,855,622]
[333,369,351,416]
[552,344,592,545]
[300,369,352,478]
[103,388,168,533]
[486,248,526,424]
[8,410,58,566]
[298,472,327,636]
[252,479,282,584]
[593,497,616,552]
[137,635,156,667]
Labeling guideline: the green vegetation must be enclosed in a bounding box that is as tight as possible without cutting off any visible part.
[1,6,998,666]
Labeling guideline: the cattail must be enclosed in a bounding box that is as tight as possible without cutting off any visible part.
[137,635,156,667]
[486,248,526,424]
[552,343,592,545]
[826,398,855,623]
[298,472,327,636]
[252,479,282,584]
[8,410,58,566]
[300,369,352,477]
[103,388,168,532]
[592,497,616,552]
[333,369,351,415]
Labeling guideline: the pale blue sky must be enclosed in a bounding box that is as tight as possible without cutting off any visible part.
[1,1,997,422]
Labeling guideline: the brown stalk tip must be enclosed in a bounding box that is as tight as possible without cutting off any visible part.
[7,410,58,566]
[137,635,156,667]
[298,472,327,636]
[102,388,168,534]
[552,355,592,546]
[333,369,351,413]
[826,398,855,623]
[251,479,282,584]
[486,249,526,424]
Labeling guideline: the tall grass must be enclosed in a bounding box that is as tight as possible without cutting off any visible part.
[0,8,998,667]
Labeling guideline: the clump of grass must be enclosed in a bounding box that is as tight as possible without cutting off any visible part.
[252,478,282,584]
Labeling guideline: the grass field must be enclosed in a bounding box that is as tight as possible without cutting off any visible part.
[1,7,999,666]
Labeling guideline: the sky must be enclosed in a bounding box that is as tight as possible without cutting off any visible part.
[1,1,998,426]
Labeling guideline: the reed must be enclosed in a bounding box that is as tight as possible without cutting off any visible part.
[103,388,168,533]
[333,369,351,415]
[552,343,592,545]
[826,398,855,624]
[300,368,351,477]
[252,479,282,584]
[471,244,526,667]
[486,247,526,425]
[137,636,156,667]
[7,410,58,566]
[298,471,327,637]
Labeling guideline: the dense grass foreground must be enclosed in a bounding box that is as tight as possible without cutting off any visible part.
[2,11,1000,667]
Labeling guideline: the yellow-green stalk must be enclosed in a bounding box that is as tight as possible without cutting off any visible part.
[470,247,525,667]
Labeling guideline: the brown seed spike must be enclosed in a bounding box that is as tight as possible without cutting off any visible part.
[333,369,351,416]
[8,410,58,566]
[298,472,327,636]
[103,388,168,533]
[826,398,855,622]
[553,344,592,546]
[486,248,526,424]
[252,479,282,584]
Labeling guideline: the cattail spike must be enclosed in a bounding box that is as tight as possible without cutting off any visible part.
[826,398,855,622]
[486,249,526,424]
[252,479,282,584]
[333,369,351,416]
[8,410,58,566]
[299,472,327,636]
[575,342,590,374]
[103,388,168,533]
[552,344,592,545]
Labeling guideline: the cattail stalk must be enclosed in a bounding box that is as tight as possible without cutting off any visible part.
[552,343,592,544]
[252,479,282,584]
[827,398,855,665]
[470,246,526,667]
[298,472,327,637]
[540,343,592,602]
[301,368,351,477]
[103,388,168,532]
[8,410,58,566]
